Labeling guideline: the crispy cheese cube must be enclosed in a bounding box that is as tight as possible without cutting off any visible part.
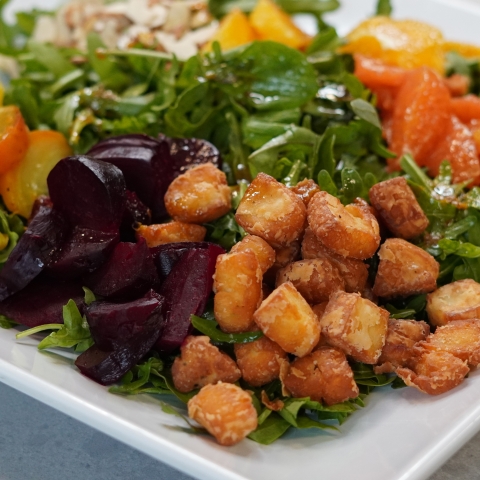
[230,234,275,275]
[264,241,301,285]
[234,336,287,387]
[426,279,480,326]
[320,291,389,364]
[253,282,320,357]
[276,258,345,304]
[373,238,439,298]
[235,173,307,247]
[375,319,430,374]
[213,250,262,333]
[188,382,258,446]
[172,336,241,393]
[290,178,321,207]
[369,177,429,239]
[283,347,359,406]
[136,222,206,247]
[301,227,369,293]
[312,302,328,320]
[396,350,469,396]
[307,191,380,260]
[164,163,231,223]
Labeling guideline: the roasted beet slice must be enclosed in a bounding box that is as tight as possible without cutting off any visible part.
[84,238,158,299]
[28,195,53,224]
[0,276,84,327]
[47,227,120,279]
[75,292,164,385]
[155,244,224,354]
[47,156,126,232]
[0,205,69,301]
[121,191,151,242]
[86,290,165,351]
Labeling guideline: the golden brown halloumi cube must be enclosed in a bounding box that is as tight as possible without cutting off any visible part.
[282,347,359,406]
[320,291,389,364]
[375,319,430,374]
[307,191,380,260]
[172,336,241,393]
[369,177,429,239]
[213,250,262,333]
[312,302,329,321]
[419,319,480,367]
[290,178,321,207]
[234,336,287,387]
[188,382,258,446]
[396,350,469,396]
[230,235,276,275]
[253,282,321,357]
[136,222,206,247]
[372,238,439,298]
[164,163,231,223]
[235,173,307,247]
[263,241,301,286]
[426,279,480,327]
[301,227,369,293]
[276,258,345,304]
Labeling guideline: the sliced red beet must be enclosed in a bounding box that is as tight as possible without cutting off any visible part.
[86,290,165,351]
[75,292,165,385]
[0,205,69,301]
[84,238,158,300]
[155,244,225,354]
[47,227,120,279]
[28,195,53,224]
[0,276,84,327]
[47,156,126,232]
[121,190,151,242]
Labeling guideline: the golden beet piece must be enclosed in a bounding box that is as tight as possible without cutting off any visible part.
[375,319,430,374]
[426,279,480,327]
[369,177,429,239]
[290,179,321,207]
[307,191,380,260]
[320,292,389,364]
[373,238,439,298]
[234,336,287,387]
[136,222,206,247]
[164,163,231,223]
[419,319,480,367]
[188,382,258,446]
[253,282,320,357]
[276,258,345,304]
[283,347,359,406]
[213,250,262,333]
[230,235,275,275]
[172,336,241,393]
[235,173,307,247]
[301,227,369,293]
[396,350,469,396]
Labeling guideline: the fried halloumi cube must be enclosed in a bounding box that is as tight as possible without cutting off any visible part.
[136,221,206,247]
[369,177,429,239]
[282,347,359,406]
[253,282,321,357]
[426,279,480,327]
[320,291,389,364]
[276,258,345,304]
[264,241,301,286]
[375,319,430,374]
[307,191,380,260]
[290,178,321,207]
[235,173,307,247]
[234,336,288,387]
[214,250,262,333]
[164,163,231,223]
[301,227,369,293]
[188,382,258,446]
[172,336,241,393]
[230,234,276,275]
[396,350,469,396]
[373,238,439,298]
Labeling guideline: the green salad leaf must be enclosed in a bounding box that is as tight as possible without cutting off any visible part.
[375,0,392,16]
[0,314,16,329]
[191,315,264,343]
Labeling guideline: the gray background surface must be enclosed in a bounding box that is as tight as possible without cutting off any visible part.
[0,382,475,480]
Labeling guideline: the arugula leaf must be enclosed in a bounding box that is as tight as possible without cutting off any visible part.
[247,412,291,445]
[376,0,392,16]
[0,207,24,265]
[350,98,382,130]
[0,314,16,329]
[205,212,245,250]
[191,315,264,344]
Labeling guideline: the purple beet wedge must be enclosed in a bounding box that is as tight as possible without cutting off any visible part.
[0,205,69,301]
[155,244,225,354]
[121,190,151,242]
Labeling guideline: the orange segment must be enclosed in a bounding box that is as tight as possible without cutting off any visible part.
[450,95,480,123]
[444,41,480,59]
[354,54,407,89]
[0,106,29,175]
[0,130,72,218]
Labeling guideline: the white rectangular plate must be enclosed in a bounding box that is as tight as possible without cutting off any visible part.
[3,1,480,479]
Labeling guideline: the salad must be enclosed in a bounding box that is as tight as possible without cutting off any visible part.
[2,0,480,448]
